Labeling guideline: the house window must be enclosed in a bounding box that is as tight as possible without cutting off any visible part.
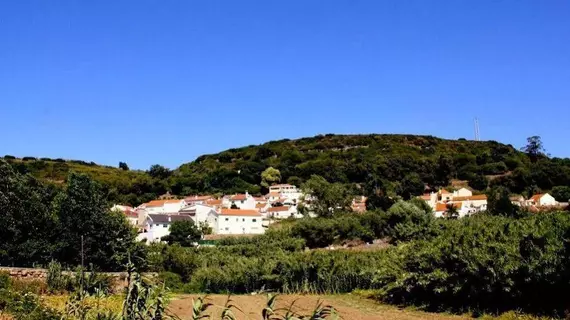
[155,224,159,227]
[236,218,238,222]
[225,227,229,231]
[242,218,245,222]
[241,200,244,203]
[225,218,229,221]
[252,219,257,222]
[163,224,168,228]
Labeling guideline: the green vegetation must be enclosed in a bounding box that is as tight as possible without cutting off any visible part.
[5,134,570,206]
[161,220,202,246]
[0,159,144,270]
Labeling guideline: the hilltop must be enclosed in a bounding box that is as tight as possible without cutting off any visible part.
[4,134,569,205]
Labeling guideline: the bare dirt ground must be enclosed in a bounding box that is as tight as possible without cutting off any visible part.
[168,294,470,320]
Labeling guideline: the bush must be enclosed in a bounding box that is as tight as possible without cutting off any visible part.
[0,271,10,290]
[3,155,16,160]
[383,201,439,243]
[47,261,70,293]
[158,271,184,292]
[291,218,337,248]
[373,212,570,316]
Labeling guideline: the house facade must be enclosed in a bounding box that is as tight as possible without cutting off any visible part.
[206,209,264,235]
[528,193,557,206]
[137,214,193,244]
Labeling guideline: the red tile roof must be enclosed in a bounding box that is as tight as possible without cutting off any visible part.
[531,194,544,202]
[230,194,247,201]
[220,209,261,217]
[206,199,222,205]
[268,206,289,212]
[255,203,267,209]
[185,195,213,202]
[452,195,487,201]
[145,199,182,207]
[436,202,462,212]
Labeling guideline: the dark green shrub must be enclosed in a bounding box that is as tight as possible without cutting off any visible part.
[0,271,10,290]
[158,271,184,291]
[291,218,337,248]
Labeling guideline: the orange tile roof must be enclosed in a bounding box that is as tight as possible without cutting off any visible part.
[268,206,289,212]
[220,209,261,217]
[452,195,488,201]
[256,203,267,208]
[268,192,280,197]
[254,196,266,201]
[206,199,222,205]
[230,194,247,201]
[145,199,182,207]
[270,184,293,188]
[440,189,451,194]
[435,202,462,212]
[185,195,213,201]
[531,194,544,202]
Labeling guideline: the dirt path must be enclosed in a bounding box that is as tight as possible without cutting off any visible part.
[168,294,470,320]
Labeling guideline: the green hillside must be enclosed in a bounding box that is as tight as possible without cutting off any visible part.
[174,134,569,197]
[4,134,570,205]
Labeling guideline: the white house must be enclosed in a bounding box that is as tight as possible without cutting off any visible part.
[184,195,213,206]
[224,193,256,210]
[269,184,303,201]
[178,204,218,225]
[111,205,139,226]
[136,214,194,244]
[206,209,264,235]
[267,206,298,219]
[434,202,466,218]
[453,188,473,198]
[528,193,557,206]
[140,199,186,214]
[451,194,488,209]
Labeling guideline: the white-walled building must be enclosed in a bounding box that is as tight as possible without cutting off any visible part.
[223,193,256,210]
[137,214,193,244]
[267,205,299,219]
[140,199,186,214]
[528,193,557,206]
[453,188,473,198]
[206,209,264,235]
[184,195,214,206]
[111,204,139,226]
[268,184,303,201]
[179,204,218,225]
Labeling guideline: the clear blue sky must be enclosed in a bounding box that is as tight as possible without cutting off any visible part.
[1,1,569,169]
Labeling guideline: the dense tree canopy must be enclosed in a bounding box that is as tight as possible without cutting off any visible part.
[161,220,202,246]
[3,134,570,206]
[0,159,142,270]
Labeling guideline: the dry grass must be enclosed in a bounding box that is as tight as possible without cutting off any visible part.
[41,294,124,315]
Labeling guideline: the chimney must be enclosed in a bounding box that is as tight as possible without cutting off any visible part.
[168,215,171,222]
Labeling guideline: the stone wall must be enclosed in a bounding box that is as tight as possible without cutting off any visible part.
[0,267,154,293]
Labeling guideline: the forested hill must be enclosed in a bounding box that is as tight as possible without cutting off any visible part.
[3,134,570,206]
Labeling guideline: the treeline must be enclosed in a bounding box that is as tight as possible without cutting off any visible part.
[0,159,144,270]
[4,135,570,206]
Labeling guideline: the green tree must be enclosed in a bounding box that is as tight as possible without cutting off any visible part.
[366,193,395,211]
[469,173,489,191]
[397,173,425,200]
[486,186,520,218]
[54,172,139,270]
[301,175,353,217]
[445,203,459,219]
[0,160,58,267]
[261,167,281,188]
[161,220,202,246]
[551,186,570,202]
[521,136,547,162]
[119,162,129,171]
[383,200,438,243]
[286,176,303,187]
[148,164,171,179]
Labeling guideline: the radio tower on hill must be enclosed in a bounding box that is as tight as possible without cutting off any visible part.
[474,118,481,141]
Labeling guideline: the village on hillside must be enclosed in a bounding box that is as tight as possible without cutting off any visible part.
[112,183,568,244]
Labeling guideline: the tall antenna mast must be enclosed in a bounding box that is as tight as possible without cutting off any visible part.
[474,118,480,141]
